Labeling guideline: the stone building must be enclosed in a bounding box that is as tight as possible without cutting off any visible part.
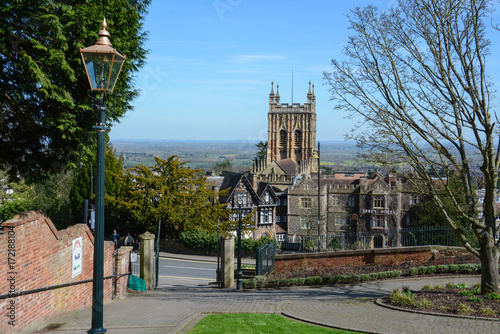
[287,171,422,247]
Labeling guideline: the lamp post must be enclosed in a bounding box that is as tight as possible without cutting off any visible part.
[235,189,244,290]
[80,18,125,334]
[311,142,321,252]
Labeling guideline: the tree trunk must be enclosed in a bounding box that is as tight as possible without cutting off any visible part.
[480,245,500,294]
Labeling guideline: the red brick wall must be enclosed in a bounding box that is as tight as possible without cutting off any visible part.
[275,246,477,273]
[0,211,130,333]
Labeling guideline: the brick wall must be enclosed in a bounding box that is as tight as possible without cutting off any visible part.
[275,246,478,273]
[0,211,130,333]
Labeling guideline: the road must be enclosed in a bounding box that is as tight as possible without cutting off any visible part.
[157,257,218,287]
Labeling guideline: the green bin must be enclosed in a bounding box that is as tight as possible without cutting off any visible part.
[128,275,146,291]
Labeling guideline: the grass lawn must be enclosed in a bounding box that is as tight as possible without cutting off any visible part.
[188,313,363,334]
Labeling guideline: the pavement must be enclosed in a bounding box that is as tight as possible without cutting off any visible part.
[20,253,500,334]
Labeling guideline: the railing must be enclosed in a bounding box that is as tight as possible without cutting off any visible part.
[279,226,481,254]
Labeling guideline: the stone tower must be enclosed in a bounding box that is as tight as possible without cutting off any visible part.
[267,81,317,167]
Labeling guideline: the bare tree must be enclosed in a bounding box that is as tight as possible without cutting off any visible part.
[324,0,499,293]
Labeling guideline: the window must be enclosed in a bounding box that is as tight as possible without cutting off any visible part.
[283,198,287,205]
[243,193,248,205]
[478,196,485,203]
[277,198,281,205]
[371,215,386,228]
[301,198,312,208]
[373,196,385,208]
[348,196,355,207]
[332,196,339,206]
[265,191,270,203]
[276,216,280,223]
[334,215,343,225]
[410,195,422,205]
[294,130,302,148]
[277,234,285,241]
[283,216,287,223]
[300,217,309,229]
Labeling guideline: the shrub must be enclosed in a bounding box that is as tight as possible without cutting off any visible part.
[297,278,306,286]
[304,276,322,286]
[322,276,336,285]
[433,284,442,289]
[486,292,500,301]
[408,268,418,276]
[468,296,482,303]
[436,265,449,273]
[445,282,454,288]
[448,264,459,273]
[179,229,217,250]
[390,270,402,277]
[478,307,496,317]
[267,279,277,287]
[390,289,414,306]
[422,285,432,290]
[471,288,480,295]
[427,265,437,274]
[458,290,473,297]
[417,266,427,275]
[243,279,256,289]
[368,273,378,280]
[454,283,468,289]
[457,303,475,315]
[378,272,388,279]
[458,264,477,274]
[416,298,434,309]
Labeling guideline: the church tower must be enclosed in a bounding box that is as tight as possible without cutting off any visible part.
[267,81,317,168]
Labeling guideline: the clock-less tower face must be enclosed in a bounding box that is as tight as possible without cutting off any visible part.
[267,81,317,166]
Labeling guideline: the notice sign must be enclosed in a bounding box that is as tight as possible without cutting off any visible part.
[72,237,83,278]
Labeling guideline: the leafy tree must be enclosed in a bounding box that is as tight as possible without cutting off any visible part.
[255,141,267,160]
[108,156,231,238]
[0,0,150,182]
[70,141,125,229]
[324,0,499,293]
[213,160,233,174]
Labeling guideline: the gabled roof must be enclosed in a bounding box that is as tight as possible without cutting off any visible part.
[256,182,278,203]
[218,171,260,205]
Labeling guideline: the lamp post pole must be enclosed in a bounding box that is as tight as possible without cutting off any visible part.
[317,142,321,252]
[236,202,243,290]
[80,18,125,334]
[89,98,107,334]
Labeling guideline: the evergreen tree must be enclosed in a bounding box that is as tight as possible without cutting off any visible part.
[0,0,150,182]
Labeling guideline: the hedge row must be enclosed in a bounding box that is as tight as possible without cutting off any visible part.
[407,263,482,276]
[179,230,273,252]
[243,270,403,289]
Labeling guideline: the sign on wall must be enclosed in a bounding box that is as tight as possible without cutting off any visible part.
[72,237,83,278]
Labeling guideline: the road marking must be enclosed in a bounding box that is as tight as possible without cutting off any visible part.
[159,275,213,281]
[162,265,213,271]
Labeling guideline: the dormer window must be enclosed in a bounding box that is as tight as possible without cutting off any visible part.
[265,191,269,203]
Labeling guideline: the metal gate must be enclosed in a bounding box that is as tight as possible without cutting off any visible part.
[256,242,276,276]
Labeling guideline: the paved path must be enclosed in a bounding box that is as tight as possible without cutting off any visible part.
[23,275,499,334]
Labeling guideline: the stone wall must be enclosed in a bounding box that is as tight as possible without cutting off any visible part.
[0,211,130,333]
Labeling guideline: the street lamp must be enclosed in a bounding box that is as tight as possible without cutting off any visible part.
[235,189,244,290]
[80,18,125,334]
[311,142,321,252]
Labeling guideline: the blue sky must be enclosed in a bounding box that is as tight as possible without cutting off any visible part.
[109,0,500,143]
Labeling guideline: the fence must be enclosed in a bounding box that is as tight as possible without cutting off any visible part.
[279,226,482,254]
[256,242,276,275]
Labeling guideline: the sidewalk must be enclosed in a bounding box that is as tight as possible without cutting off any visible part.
[22,263,500,334]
